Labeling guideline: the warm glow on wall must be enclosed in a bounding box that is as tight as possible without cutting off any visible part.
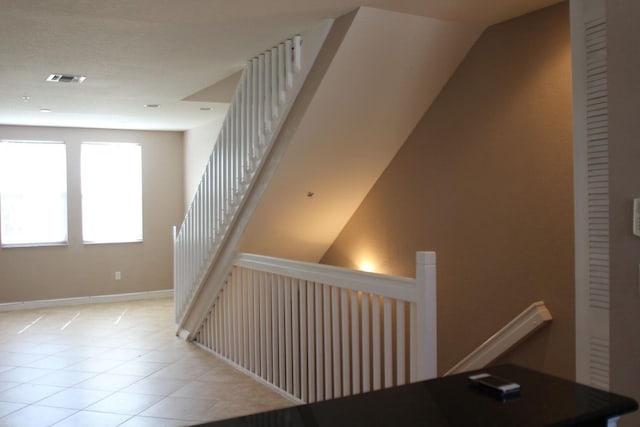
[358,260,376,273]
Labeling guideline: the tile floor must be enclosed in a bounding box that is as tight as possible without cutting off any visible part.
[0,298,294,426]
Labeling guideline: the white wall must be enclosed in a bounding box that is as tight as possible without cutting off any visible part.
[183,112,228,210]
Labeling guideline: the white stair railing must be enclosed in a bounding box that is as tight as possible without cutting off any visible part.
[174,36,305,324]
[193,252,437,403]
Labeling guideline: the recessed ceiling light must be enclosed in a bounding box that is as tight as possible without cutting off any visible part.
[145,104,159,108]
[40,108,52,113]
[22,95,30,101]
[200,107,212,111]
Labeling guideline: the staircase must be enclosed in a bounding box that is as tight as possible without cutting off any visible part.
[173,6,485,403]
[174,22,333,334]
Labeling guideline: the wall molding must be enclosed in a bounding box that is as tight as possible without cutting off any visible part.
[571,0,610,390]
[0,289,173,312]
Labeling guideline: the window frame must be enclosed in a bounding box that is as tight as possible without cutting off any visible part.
[0,139,69,248]
[80,141,144,245]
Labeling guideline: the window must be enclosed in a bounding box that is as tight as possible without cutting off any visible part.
[0,140,68,247]
[81,143,143,243]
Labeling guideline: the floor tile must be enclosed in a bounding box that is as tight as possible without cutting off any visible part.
[0,383,65,404]
[136,350,185,364]
[0,401,25,418]
[75,373,143,392]
[86,391,164,415]
[37,387,113,410]
[20,355,86,370]
[170,381,230,400]
[98,348,148,361]
[122,377,191,396]
[0,382,19,393]
[50,410,131,427]
[0,352,44,366]
[0,404,76,427]
[0,299,296,426]
[203,400,262,422]
[55,346,111,358]
[149,362,213,381]
[18,343,71,356]
[198,368,254,384]
[108,360,167,376]
[0,367,52,383]
[67,358,124,373]
[140,396,217,421]
[31,370,97,387]
[118,415,191,427]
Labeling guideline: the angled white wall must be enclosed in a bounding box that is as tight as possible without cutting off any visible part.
[238,7,484,261]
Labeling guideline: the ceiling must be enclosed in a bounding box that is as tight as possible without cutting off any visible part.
[0,0,562,131]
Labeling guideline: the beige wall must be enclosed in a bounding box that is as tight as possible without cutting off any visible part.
[0,125,184,303]
[321,3,575,379]
[607,0,640,423]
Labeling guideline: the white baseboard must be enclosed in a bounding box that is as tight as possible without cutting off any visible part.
[0,289,174,312]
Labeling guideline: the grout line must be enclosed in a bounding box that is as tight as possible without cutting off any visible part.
[17,315,44,334]
[61,312,81,330]
[114,309,127,325]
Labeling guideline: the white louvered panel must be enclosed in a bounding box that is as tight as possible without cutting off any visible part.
[584,15,610,390]
[589,337,610,390]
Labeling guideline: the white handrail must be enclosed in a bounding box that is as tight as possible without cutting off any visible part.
[444,301,552,376]
[234,253,417,300]
[193,251,437,403]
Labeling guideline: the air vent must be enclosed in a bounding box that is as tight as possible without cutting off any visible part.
[46,74,86,84]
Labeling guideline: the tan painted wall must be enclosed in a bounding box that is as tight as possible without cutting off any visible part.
[0,125,184,303]
[607,0,640,424]
[321,3,575,379]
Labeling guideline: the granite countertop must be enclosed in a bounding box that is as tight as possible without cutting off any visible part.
[193,364,638,427]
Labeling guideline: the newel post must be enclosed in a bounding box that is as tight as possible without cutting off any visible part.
[411,251,437,382]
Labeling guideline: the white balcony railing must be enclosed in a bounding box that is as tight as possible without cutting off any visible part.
[193,252,437,403]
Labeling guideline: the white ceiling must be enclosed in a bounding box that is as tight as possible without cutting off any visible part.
[0,0,562,131]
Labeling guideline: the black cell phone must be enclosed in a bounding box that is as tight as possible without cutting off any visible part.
[468,373,521,397]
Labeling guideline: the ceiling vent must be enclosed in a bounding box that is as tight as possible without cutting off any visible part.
[46,74,86,83]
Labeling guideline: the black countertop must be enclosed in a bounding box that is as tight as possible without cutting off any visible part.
[193,364,638,427]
